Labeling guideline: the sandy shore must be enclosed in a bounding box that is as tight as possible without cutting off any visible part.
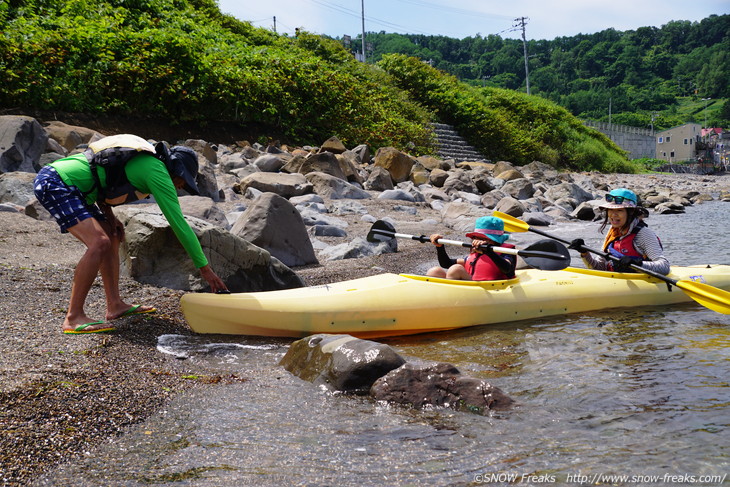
[1,171,728,485]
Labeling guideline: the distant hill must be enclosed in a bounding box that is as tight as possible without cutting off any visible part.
[356,15,730,130]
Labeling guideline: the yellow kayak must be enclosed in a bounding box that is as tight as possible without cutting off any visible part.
[179,265,730,338]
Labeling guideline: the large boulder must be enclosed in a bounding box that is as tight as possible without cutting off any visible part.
[0,115,48,173]
[177,195,228,228]
[494,196,526,216]
[285,152,347,180]
[363,166,394,191]
[371,362,514,414]
[238,172,313,198]
[336,151,364,185]
[442,169,478,194]
[305,172,371,200]
[181,139,218,165]
[351,144,371,165]
[252,153,287,172]
[319,236,396,261]
[115,206,304,292]
[319,136,347,154]
[543,182,594,205]
[500,178,535,200]
[190,151,220,202]
[43,120,100,152]
[416,155,450,171]
[374,147,414,183]
[279,334,406,394]
[231,192,318,267]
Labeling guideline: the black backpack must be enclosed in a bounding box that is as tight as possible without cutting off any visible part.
[82,134,172,202]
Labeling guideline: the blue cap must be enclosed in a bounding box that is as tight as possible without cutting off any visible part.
[600,188,638,209]
[465,216,510,244]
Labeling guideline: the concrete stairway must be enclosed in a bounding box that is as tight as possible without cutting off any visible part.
[432,123,487,162]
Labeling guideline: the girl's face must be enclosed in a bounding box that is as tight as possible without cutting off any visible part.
[607,208,628,229]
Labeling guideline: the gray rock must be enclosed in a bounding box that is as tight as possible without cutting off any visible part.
[116,206,304,292]
[570,201,599,221]
[0,172,37,206]
[0,115,48,173]
[378,189,415,202]
[290,193,325,206]
[351,144,371,164]
[520,211,553,226]
[238,172,313,198]
[309,225,348,237]
[252,153,287,172]
[363,166,394,191]
[231,192,318,267]
[178,195,229,227]
[305,172,371,200]
[494,196,526,216]
[500,178,535,200]
[544,182,594,204]
[371,362,514,414]
[319,236,396,261]
[298,207,348,227]
[280,334,406,394]
[328,200,367,215]
[442,169,478,194]
[43,120,99,153]
[0,203,22,212]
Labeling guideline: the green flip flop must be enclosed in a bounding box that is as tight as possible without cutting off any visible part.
[64,321,116,334]
[114,305,156,319]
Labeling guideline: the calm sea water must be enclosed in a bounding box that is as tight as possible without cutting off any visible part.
[38,201,730,486]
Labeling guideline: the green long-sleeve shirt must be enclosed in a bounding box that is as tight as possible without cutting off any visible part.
[50,153,208,268]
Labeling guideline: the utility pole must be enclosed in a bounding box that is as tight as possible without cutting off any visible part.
[701,97,711,128]
[273,16,276,33]
[608,97,612,141]
[361,0,367,62]
[514,17,530,95]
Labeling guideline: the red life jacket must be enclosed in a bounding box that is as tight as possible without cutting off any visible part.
[605,222,659,271]
[465,243,516,280]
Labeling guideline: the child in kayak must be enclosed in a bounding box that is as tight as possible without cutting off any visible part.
[426,216,517,280]
[569,188,670,275]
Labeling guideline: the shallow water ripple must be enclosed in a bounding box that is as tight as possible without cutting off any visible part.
[37,202,730,486]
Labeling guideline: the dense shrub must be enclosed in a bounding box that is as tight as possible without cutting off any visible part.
[0,0,434,152]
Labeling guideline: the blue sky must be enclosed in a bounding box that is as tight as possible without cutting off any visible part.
[218,0,728,41]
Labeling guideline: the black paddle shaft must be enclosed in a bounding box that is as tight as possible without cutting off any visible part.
[367,220,571,271]
[522,225,664,279]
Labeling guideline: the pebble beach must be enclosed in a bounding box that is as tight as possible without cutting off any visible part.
[1,165,729,485]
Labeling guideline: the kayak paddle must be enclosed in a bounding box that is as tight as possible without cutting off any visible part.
[367,219,572,271]
[493,211,730,314]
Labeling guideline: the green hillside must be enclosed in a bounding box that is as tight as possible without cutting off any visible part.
[360,15,730,130]
[0,0,631,171]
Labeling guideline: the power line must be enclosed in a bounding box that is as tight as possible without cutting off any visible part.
[514,16,530,95]
[392,0,513,22]
[307,0,437,35]
[254,0,521,40]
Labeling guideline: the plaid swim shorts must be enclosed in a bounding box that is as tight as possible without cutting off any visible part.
[33,165,106,233]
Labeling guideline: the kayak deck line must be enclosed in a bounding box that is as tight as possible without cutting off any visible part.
[180,265,730,338]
